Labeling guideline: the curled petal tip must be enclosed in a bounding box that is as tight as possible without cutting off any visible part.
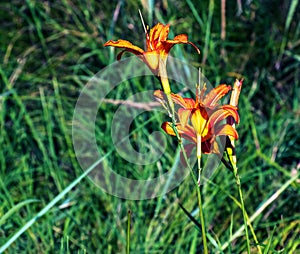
[189,41,201,54]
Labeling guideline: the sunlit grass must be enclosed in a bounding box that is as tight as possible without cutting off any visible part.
[0,0,299,253]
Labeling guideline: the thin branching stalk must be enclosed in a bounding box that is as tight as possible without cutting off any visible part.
[173,119,208,254]
[234,170,251,254]
[159,64,208,254]
[221,171,300,251]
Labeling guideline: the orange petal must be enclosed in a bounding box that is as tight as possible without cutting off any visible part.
[214,124,239,140]
[173,34,189,43]
[221,105,240,124]
[168,34,200,54]
[161,122,176,136]
[171,93,196,108]
[153,90,164,100]
[116,50,127,60]
[178,124,197,143]
[170,93,186,107]
[207,106,239,128]
[143,52,160,72]
[190,108,208,135]
[104,39,144,57]
[178,108,192,127]
[148,23,170,50]
[162,122,195,142]
[203,84,231,107]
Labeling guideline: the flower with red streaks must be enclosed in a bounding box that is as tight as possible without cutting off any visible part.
[104,23,200,74]
[155,84,239,156]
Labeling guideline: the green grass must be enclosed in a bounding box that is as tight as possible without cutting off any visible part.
[0,0,299,253]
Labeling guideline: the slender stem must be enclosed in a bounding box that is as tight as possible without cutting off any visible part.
[194,136,208,254]
[197,134,202,184]
[245,211,262,254]
[167,101,208,254]
[221,172,300,252]
[158,60,175,118]
[158,61,208,254]
[126,209,131,254]
[234,171,251,254]
[176,124,208,254]
[232,178,261,253]
[196,178,208,254]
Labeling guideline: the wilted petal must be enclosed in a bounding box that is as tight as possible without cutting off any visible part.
[201,140,212,154]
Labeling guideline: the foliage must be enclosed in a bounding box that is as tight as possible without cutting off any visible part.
[0,0,299,253]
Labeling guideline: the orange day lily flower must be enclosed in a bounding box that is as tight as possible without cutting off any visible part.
[154,84,239,156]
[104,23,200,75]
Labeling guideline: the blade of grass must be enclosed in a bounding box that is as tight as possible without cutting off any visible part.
[0,199,40,226]
[26,0,51,67]
[276,0,299,68]
[263,226,276,254]
[185,0,204,29]
[52,77,80,173]
[0,151,112,253]
[221,171,300,251]
[202,0,215,66]
[0,65,63,191]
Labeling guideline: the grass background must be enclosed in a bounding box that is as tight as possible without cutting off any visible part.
[0,0,299,253]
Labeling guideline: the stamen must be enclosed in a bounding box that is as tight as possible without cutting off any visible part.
[197,134,202,185]
[138,9,153,50]
[196,68,202,103]
[138,9,147,35]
